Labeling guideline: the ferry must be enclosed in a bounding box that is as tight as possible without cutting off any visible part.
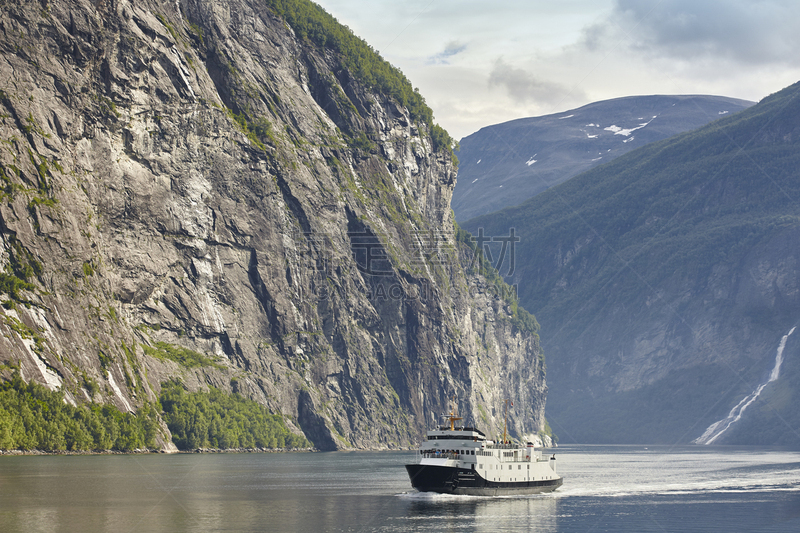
[405,403,562,495]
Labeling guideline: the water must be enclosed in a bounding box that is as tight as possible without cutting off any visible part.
[1,445,799,532]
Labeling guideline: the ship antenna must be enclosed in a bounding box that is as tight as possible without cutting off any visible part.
[503,398,512,444]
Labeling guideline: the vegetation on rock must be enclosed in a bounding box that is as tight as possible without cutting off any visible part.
[266,0,457,160]
[159,380,309,450]
[0,372,159,452]
[0,371,309,452]
[141,341,222,370]
[455,223,539,337]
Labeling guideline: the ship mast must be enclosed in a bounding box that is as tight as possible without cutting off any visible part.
[503,398,511,444]
[447,395,462,431]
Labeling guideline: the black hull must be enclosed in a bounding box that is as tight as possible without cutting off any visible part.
[405,464,563,496]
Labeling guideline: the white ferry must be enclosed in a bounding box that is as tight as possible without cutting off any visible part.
[405,406,562,495]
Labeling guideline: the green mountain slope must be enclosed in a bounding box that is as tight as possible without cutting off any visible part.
[464,81,800,445]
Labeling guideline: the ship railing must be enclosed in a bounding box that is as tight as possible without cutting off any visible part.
[420,451,460,460]
[484,443,522,450]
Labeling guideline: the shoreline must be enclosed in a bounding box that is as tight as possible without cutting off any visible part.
[0,447,318,456]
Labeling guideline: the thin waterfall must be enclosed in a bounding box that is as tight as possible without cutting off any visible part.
[693,326,796,445]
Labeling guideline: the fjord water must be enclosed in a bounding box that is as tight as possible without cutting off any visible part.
[1,446,798,532]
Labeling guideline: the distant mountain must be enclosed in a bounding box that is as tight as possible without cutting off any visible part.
[453,95,755,221]
[463,81,800,446]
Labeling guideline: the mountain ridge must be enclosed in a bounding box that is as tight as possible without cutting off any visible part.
[453,94,755,221]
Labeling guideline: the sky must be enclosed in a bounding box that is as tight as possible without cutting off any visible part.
[315,0,800,140]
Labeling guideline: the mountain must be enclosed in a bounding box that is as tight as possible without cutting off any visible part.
[463,81,800,446]
[0,0,547,451]
[452,95,755,221]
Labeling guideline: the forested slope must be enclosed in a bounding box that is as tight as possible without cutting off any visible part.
[465,81,800,445]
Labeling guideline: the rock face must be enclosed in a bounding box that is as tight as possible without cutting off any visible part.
[0,0,546,450]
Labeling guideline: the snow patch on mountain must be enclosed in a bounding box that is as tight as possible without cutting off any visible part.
[605,116,657,137]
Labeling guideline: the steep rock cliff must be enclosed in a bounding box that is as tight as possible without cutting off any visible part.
[0,0,546,449]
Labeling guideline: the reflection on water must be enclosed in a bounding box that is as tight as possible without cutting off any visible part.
[400,493,559,532]
[1,446,799,532]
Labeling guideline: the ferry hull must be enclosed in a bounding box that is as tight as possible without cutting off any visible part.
[405,464,563,496]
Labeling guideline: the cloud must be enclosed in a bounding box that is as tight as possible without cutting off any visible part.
[427,40,468,65]
[488,58,585,105]
[582,0,800,65]
[317,0,800,139]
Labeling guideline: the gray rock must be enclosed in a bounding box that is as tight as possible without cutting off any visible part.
[0,0,547,450]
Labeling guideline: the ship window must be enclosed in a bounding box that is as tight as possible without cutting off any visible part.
[527,465,530,470]
[479,464,483,469]
[508,465,512,470]
[518,465,521,470]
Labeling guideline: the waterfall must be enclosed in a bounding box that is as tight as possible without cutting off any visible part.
[693,326,796,445]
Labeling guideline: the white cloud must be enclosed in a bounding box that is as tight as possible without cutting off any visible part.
[584,0,800,66]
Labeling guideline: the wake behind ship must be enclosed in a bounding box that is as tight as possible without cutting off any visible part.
[405,410,562,496]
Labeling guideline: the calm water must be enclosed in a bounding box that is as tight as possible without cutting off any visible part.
[1,445,799,532]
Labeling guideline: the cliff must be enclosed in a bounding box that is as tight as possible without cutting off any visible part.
[0,0,546,450]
